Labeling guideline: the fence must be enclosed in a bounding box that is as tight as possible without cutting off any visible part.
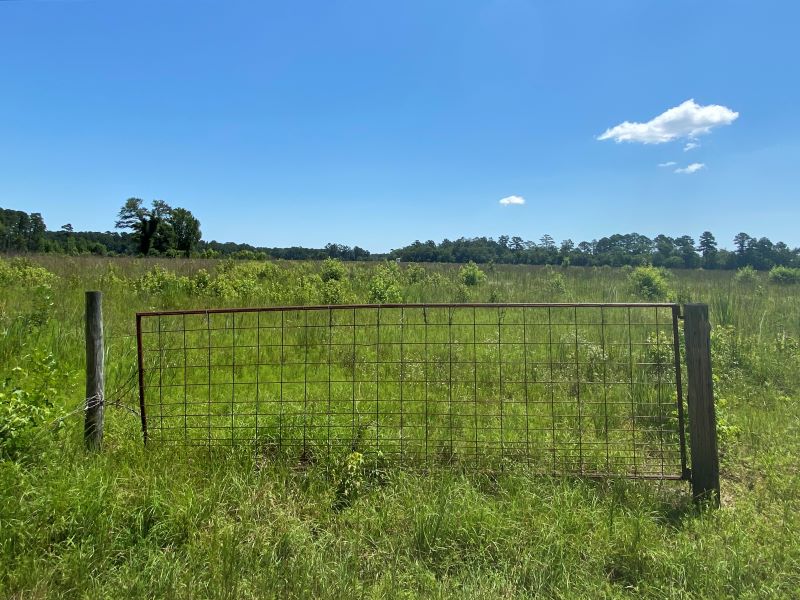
[135,302,694,481]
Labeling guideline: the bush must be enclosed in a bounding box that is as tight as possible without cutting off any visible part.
[404,264,427,284]
[734,265,759,285]
[368,263,402,304]
[0,353,62,460]
[134,266,191,295]
[320,278,349,305]
[768,266,800,285]
[0,258,57,289]
[544,270,568,296]
[628,266,671,301]
[320,258,347,282]
[459,261,486,287]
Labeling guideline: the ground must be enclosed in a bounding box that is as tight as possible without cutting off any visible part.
[0,257,798,599]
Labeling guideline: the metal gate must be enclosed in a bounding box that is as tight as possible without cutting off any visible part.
[136,303,688,480]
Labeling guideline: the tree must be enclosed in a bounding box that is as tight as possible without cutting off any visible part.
[698,231,717,256]
[674,235,700,269]
[169,208,201,257]
[733,232,751,256]
[115,198,173,255]
[698,231,718,268]
[653,235,675,267]
[539,234,556,250]
[61,224,74,233]
[29,213,46,251]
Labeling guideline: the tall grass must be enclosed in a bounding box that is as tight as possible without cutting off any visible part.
[1,256,798,598]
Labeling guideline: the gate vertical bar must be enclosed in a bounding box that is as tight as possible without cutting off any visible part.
[672,305,689,479]
[136,313,148,444]
[683,304,720,505]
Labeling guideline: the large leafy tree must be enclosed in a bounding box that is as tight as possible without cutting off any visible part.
[115,198,174,255]
[170,207,202,257]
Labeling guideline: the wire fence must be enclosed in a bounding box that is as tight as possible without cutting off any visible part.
[136,303,688,479]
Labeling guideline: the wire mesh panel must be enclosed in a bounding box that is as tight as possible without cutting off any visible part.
[136,303,688,479]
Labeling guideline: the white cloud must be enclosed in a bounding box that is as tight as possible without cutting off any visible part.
[658,161,677,167]
[499,195,525,206]
[598,99,738,144]
[674,162,706,174]
[683,141,700,152]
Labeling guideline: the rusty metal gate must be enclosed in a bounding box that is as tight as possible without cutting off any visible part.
[136,303,689,480]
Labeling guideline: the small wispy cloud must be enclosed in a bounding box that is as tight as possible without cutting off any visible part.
[598,99,738,144]
[674,162,706,174]
[683,141,700,152]
[499,195,525,206]
[658,161,677,167]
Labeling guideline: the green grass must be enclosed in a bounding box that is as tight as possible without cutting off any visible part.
[1,256,799,598]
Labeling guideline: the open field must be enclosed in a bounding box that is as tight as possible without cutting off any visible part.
[1,256,799,598]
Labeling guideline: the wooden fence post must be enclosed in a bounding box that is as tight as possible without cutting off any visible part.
[84,291,105,451]
[683,304,720,505]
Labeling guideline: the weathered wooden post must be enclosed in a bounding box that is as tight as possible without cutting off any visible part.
[683,304,720,505]
[84,291,105,451]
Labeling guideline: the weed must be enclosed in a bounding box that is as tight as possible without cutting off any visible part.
[459,261,486,286]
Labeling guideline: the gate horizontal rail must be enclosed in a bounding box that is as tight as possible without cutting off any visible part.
[136,303,689,480]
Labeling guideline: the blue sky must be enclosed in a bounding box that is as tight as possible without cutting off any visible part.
[1,0,798,252]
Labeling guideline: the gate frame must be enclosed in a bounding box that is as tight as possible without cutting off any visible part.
[134,302,717,498]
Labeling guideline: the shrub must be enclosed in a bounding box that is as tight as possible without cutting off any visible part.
[734,265,759,285]
[628,266,671,301]
[134,266,191,295]
[368,263,402,304]
[320,278,348,305]
[404,264,427,284]
[0,258,57,289]
[768,265,800,285]
[205,262,282,300]
[711,324,746,380]
[99,265,127,289]
[544,270,568,296]
[459,261,486,287]
[0,353,62,460]
[191,268,212,292]
[454,283,471,303]
[320,258,347,283]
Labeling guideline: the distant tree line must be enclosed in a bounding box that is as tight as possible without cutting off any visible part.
[0,208,47,252]
[0,202,372,261]
[2,203,798,269]
[388,232,800,270]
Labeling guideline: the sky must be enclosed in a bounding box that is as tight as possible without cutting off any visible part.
[1,0,799,252]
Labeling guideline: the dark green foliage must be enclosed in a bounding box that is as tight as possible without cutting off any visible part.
[169,208,202,257]
[391,232,800,271]
[3,205,800,272]
[0,208,46,251]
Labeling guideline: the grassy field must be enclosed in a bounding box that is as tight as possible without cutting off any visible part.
[1,256,798,598]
